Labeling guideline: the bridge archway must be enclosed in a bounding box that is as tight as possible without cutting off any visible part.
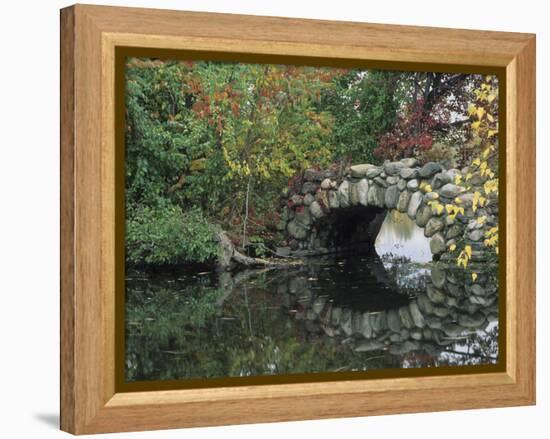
[279,159,497,263]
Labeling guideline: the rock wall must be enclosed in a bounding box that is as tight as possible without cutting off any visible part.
[278,158,498,261]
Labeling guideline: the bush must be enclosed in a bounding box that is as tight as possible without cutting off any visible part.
[126,205,219,266]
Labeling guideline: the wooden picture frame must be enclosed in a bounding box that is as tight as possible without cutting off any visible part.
[60,4,536,434]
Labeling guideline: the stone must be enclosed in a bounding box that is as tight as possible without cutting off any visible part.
[431,265,446,288]
[320,178,332,190]
[468,229,484,241]
[419,162,443,178]
[357,178,369,206]
[398,306,414,329]
[425,315,443,329]
[358,313,372,338]
[386,175,400,185]
[337,180,350,207]
[309,201,324,219]
[389,333,402,342]
[456,193,474,206]
[384,161,404,176]
[432,171,452,189]
[410,329,423,340]
[432,306,450,318]
[331,307,342,325]
[385,185,400,209]
[430,232,446,254]
[387,309,401,333]
[303,193,314,206]
[349,182,360,205]
[275,247,291,257]
[295,206,312,226]
[446,224,463,239]
[446,283,464,297]
[400,167,419,179]
[470,284,486,296]
[340,309,353,336]
[350,164,375,178]
[439,183,464,198]
[287,220,308,240]
[458,312,486,328]
[469,295,490,305]
[290,194,304,206]
[423,191,439,202]
[415,205,433,228]
[303,168,323,182]
[442,323,463,337]
[397,178,407,191]
[301,181,319,194]
[370,311,387,332]
[328,190,339,209]
[423,328,433,340]
[374,176,388,188]
[315,189,329,210]
[416,293,434,314]
[368,185,385,208]
[424,217,444,237]
[400,157,419,168]
[407,191,423,218]
[366,167,382,179]
[354,340,384,352]
[426,284,446,304]
[407,179,419,191]
[312,296,327,314]
[396,190,411,213]
[409,302,425,328]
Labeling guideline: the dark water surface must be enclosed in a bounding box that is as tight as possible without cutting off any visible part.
[125,212,499,382]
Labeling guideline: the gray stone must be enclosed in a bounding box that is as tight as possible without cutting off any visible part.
[312,296,327,314]
[419,162,443,178]
[416,293,434,314]
[366,167,382,179]
[407,179,419,191]
[458,312,486,328]
[328,190,339,209]
[331,307,342,325]
[389,333,402,342]
[423,191,439,202]
[431,265,446,288]
[290,194,303,206]
[387,309,401,333]
[396,190,411,213]
[357,178,369,206]
[432,171,452,189]
[309,201,324,219]
[442,323,464,337]
[439,183,464,198]
[407,191,423,218]
[301,181,319,194]
[320,178,332,190]
[275,247,291,257]
[430,233,446,254]
[426,284,446,304]
[470,284,486,296]
[385,185,400,209]
[287,220,308,240]
[295,207,312,226]
[303,193,314,206]
[446,283,464,297]
[415,205,433,227]
[409,302,425,328]
[400,167,419,179]
[384,161,404,176]
[386,175,400,185]
[425,315,443,329]
[400,328,410,339]
[424,217,444,237]
[368,185,385,208]
[423,328,433,340]
[397,179,407,191]
[456,193,474,206]
[349,182,359,205]
[400,158,419,168]
[468,229,484,241]
[354,340,384,352]
[410,329,423,340]
[432,306,450,318]
[374,176,388,188]
[371,311,387,332]
[337,180,350,207]
[446,224,463,239]
[469,295,490,305]
[398,306,414,329]
[350,164,376,178]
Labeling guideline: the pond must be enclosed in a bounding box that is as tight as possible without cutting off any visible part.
[125,211,499,382]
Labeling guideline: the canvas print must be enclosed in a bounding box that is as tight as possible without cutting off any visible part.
[123,57,500,383]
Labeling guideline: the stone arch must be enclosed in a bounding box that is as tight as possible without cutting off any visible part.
[279,159,498,262]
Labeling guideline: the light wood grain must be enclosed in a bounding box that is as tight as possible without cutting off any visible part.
[60,4,536,434]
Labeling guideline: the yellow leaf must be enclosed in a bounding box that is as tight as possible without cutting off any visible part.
[472,272,478,282]
[471,121,481,130]
[449,244,457,251]
[454,197,462,204]
[466,172,472,181]
[476,107,485,120]
[476,215,487,225]
[488,93,496,103]
[472,158,481,167]
[454,174,462,184]
[465,245,472,258]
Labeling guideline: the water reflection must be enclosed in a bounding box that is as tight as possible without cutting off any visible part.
[126,213,499,382]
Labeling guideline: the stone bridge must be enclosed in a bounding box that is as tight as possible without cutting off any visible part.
[278,158,498,262]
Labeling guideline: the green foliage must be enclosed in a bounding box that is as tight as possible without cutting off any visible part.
[126,205,218,265]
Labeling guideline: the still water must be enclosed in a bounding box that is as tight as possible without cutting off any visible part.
[125,211,499,382]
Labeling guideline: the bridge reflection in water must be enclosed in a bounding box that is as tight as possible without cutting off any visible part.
[125,212,499,382]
